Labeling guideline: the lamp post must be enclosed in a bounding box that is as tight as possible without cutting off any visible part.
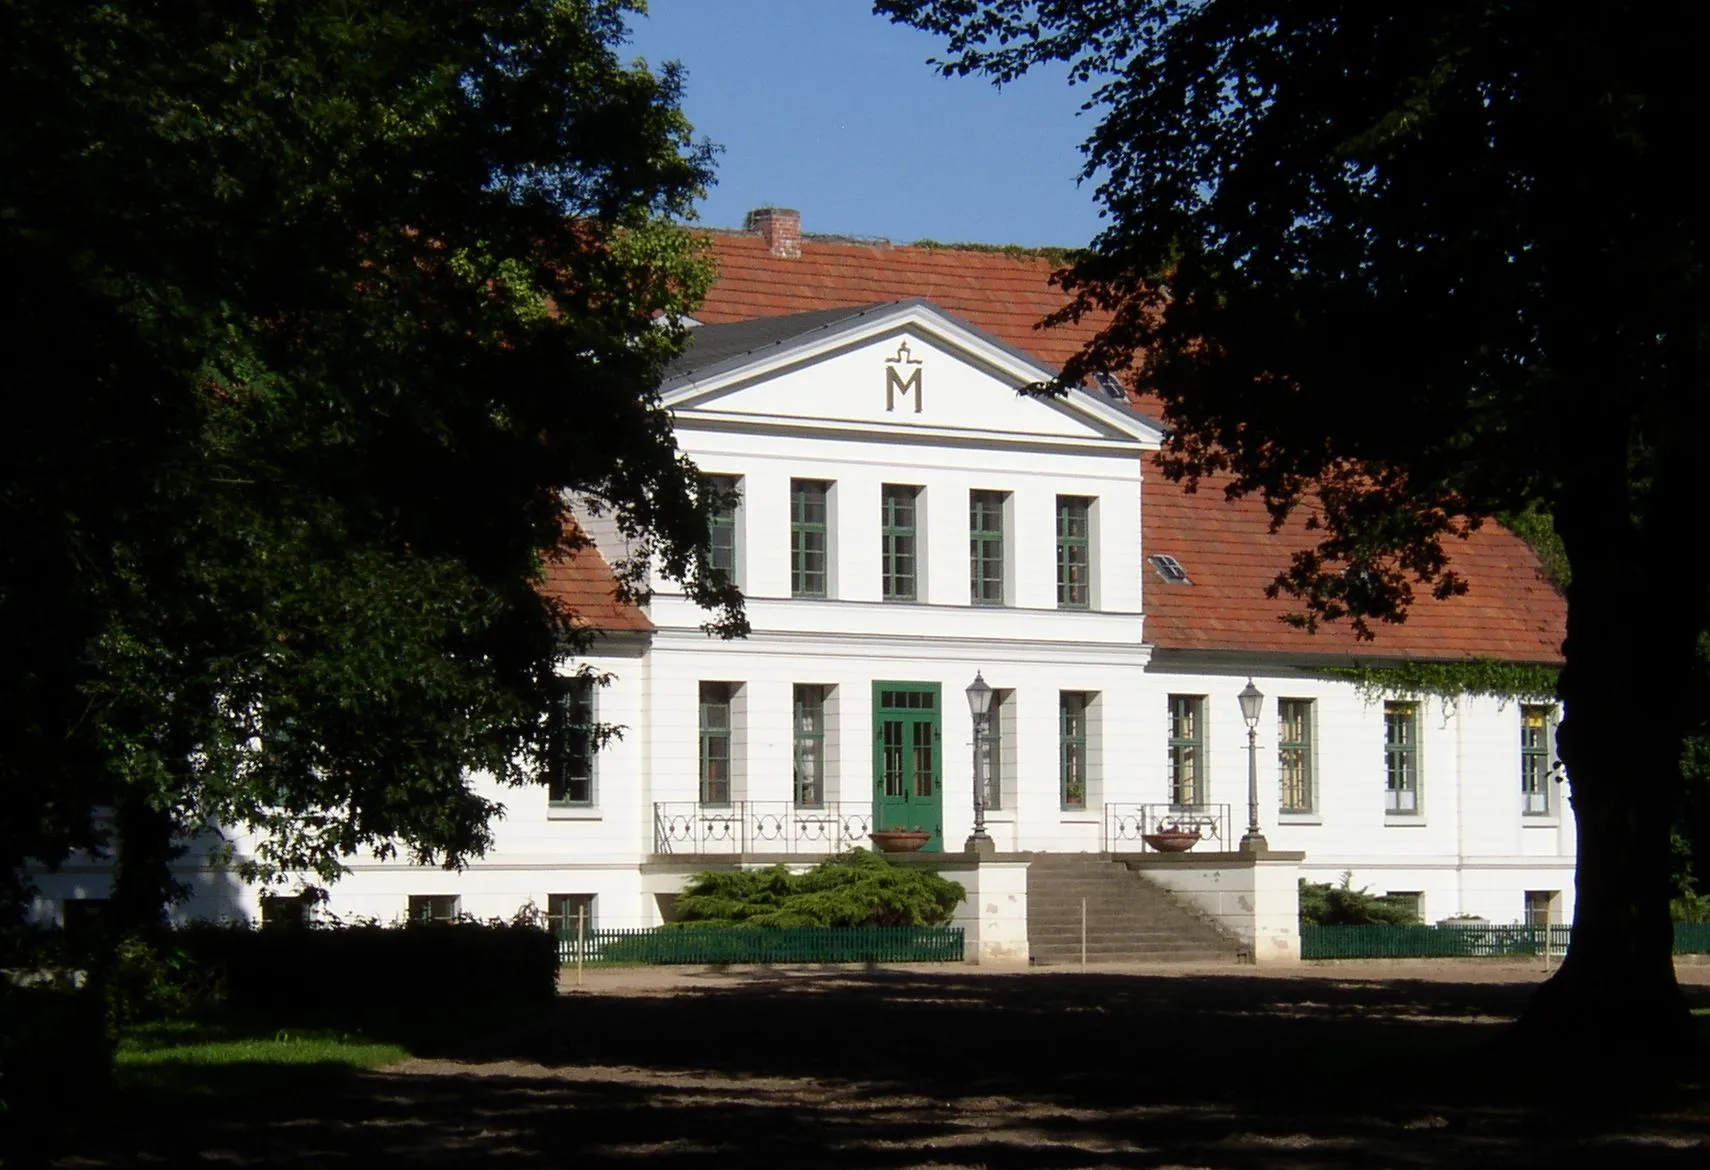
[1237,679,1268,854]
[965,671,994,855]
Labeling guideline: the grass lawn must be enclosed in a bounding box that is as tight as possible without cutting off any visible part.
[115,1016,408,1096]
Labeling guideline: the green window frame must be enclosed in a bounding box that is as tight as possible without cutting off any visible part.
[1056,495,1092,608]
[259,893,312,930]
[700,682,733,805]
[881,484,919,601]
[1384,701,1421,814]
[703,474,739,581]
[408,894,459,924]
[1521,705,1553,815]
[790,479,829,597]
[1278,698,1315,814]
[983,691,1005,812]
[1060,692,1089,810]
[1168,695,1206,808]
[547,893,596,935]
[969,490,1006,605]
[546,676,596,806]
[793,684,826,807]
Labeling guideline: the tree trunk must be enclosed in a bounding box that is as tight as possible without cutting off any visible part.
[109,786,182,936]
[1511,453,1698,1071]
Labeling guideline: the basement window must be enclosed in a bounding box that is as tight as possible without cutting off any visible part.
[1149,554,1192,584]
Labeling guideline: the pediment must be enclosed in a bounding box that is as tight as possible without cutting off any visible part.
[661,302,1161,447]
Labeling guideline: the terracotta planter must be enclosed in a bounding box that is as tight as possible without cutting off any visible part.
[1141,830,1202,853]
[869,830,932,853]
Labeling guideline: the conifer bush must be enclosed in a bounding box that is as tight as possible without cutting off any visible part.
[672,849,965,928]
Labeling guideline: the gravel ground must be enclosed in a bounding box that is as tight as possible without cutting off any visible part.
[22,959,1710,1169]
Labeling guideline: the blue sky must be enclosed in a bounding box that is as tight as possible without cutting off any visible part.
[624,0,1105,248]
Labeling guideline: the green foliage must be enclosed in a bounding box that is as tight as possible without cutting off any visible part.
[672,850,967,928]
[1322,659,1559,704]
[170,919,559,1014]
[0,0,742,915]
[1671,889,1710,924]
[1299,873,1420,927]
[0,980,112,1113]
[1495,505,1571,593]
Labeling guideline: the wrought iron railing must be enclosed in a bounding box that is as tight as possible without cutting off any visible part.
[557,925,963,965]
[652,800,873,855]
[1103,802,1234,853]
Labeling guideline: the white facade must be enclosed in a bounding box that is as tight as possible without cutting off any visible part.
[28,303,1575,933]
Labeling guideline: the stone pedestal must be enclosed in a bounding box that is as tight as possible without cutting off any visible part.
[1122,850,1303,965]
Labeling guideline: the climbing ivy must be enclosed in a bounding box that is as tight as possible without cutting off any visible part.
[1323,658,1560,704]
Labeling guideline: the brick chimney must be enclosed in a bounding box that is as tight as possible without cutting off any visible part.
[744,207,801,258]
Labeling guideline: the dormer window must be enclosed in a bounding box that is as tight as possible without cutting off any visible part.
[1150,554,1192,584]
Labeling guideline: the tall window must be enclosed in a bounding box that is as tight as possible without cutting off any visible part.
[1168,695,1207,807]
[1056,496,1092,608]
[1278,698,1315,814]
[547,893,596,935]
[1521,705,1554,815]
[790,479,829,597]
[1060,692,1089,809]
[704,474,739,581]
[793,684,826,807]
[881,485,919,601]
[408,895,459,924]
[1384,701,1421,814]
[1524,890,1559,927]
[969,490,1005,605]
[699,682,733,805]
[546,677,596,806]
[983,690,1009,812]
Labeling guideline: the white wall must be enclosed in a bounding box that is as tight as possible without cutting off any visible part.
[1143,666,1576,923]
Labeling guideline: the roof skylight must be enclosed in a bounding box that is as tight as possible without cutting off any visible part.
[1149,554,1192,584]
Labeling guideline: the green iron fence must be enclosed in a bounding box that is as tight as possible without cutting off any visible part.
[557,925,965,966]
[1302,922,1710,959]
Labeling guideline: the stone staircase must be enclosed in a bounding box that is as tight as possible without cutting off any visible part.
[1024,853,1249,965]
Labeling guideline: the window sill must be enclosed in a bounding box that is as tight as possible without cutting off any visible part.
[1277,813,1322,826]
[1059,812,1099,823]
[1384,814,1427,827]
[1522,815,1561,828]
[547,806,603,821]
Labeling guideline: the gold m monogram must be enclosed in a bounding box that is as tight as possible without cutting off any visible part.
[885,365,922,413]
[884,340,923,412]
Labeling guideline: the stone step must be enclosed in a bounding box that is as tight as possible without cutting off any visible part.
[1031,940,1233,956]
[1022,855,1248,965]
[1030,940,1236,956]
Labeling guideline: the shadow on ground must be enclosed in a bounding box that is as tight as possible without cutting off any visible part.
[14,968,1710,1168]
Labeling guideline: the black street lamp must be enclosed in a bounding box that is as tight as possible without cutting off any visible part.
[965,671,994,855]
[1237,679,1268,853]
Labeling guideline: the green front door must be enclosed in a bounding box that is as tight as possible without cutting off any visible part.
[872,682,943,852]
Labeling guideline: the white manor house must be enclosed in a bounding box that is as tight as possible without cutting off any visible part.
[32,211,1572,963]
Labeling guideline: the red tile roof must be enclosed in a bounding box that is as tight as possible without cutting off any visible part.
[701,222,1566,665]
[1143,474,1564,663]
[700,231,1107,370]
[539,540,653,634]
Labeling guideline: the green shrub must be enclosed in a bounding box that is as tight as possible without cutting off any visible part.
[673,849,966,928]
[1299,872,1420,926]
[171,918,559,1013]
[0,980,113,1112]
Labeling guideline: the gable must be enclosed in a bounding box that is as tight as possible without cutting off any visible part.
[663,303,1160,450]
